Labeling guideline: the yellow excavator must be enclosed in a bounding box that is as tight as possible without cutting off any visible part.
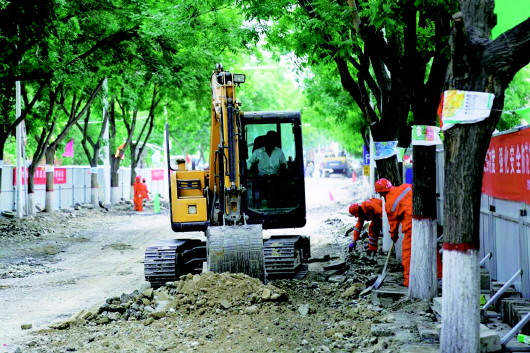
[145,64,310,287]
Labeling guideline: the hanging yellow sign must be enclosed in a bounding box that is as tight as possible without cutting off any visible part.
[363,165,370,176]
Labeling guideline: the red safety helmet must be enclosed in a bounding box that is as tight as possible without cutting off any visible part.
[348,203,359,217]
[135,175,141,180]
[375,178,393,193]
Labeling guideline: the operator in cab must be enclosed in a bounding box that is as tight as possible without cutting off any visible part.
[247,130,287,176]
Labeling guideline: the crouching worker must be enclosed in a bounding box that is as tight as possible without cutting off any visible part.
[347,198,383,256]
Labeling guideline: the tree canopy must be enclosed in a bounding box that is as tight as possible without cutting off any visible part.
[1,0,528,168]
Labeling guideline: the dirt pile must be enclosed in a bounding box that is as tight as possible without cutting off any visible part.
[54,272,288,328]
[18,272,407,353]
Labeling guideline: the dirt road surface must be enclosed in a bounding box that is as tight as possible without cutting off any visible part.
[1,212,178,344]
[1,176,435,353]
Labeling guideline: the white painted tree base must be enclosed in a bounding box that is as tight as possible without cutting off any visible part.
[28,193,36,216]
[111,187,121,204]
[395,227,403,264]
[409,218,437,299]
[440,249,480,353]
[45,192,54,213]
[91,188,99,207]
[382,197,392,251]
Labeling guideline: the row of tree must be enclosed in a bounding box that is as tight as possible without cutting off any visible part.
[1,0,529,351]
[0,0,260,212]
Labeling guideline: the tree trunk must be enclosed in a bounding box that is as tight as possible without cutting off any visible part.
[27,163,37,216]
[441,124,485,352]
[44,148,55,212]
[440,1,530,351]
[373,155,401,185]
[90,169,99,206]
[409,145,438,299]
[130,151,138,200]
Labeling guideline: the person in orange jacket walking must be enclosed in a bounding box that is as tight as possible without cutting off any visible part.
[142,178,151,201]
[375,178,413,287]
[347,198,383,255]
[133,175,146,212]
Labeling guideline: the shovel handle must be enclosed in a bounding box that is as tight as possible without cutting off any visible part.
[381,242,394,274]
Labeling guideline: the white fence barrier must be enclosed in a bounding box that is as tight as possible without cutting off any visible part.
[0,166,168,213]
[435,126,530,298]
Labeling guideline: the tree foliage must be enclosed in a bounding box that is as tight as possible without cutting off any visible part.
[237,0,460,183]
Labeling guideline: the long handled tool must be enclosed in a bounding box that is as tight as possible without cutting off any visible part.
[359,242,394,296]
[373,242,394,289]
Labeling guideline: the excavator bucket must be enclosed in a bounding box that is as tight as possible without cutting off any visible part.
[207,224,266,281]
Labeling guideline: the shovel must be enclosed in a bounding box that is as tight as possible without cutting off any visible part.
[359,242,394,296]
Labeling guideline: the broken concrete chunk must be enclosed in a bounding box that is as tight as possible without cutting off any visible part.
[298,304,310,316]
[262,288,271,301]
[480,324,501,352]
[370,323,396,337]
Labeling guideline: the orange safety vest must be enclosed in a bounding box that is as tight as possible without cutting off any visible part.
[385,183,413,237]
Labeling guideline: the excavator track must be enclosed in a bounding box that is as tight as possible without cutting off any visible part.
[144,239,206,288]
[263,235,310,280]
[145,232,310,287]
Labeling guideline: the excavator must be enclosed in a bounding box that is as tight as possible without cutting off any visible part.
[144,64,310,287]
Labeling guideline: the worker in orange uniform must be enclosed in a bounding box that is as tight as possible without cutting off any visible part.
[375,178,413,287]
[133,175,146,212]
[142,178,151,201]
[347,198,383,256]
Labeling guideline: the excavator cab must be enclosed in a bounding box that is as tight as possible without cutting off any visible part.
[241,111,306,229]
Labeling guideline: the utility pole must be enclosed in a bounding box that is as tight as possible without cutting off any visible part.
[102,78,111,206]
[15,80,25,218]
[163,107,169,199]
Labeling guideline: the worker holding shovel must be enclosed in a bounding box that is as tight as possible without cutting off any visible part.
[375,178,413,287]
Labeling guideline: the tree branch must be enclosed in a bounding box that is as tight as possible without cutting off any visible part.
[484,18,530,87]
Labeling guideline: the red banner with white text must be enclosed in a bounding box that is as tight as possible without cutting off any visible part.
[13,167,67,185]
[151,169,164,181]
[482,127,530,204]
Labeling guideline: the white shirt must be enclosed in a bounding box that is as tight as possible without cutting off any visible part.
[247,147,287,175]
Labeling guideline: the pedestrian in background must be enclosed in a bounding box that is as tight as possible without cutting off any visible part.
[133,175,145,212]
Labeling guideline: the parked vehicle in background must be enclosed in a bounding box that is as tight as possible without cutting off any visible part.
[321,152,352,178]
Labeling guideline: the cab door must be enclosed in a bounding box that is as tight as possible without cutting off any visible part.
[241,111,306,229]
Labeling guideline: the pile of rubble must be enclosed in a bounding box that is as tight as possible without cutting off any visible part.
[20,272,409,353]
[54,272,288,329]
[0,217,52,238]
